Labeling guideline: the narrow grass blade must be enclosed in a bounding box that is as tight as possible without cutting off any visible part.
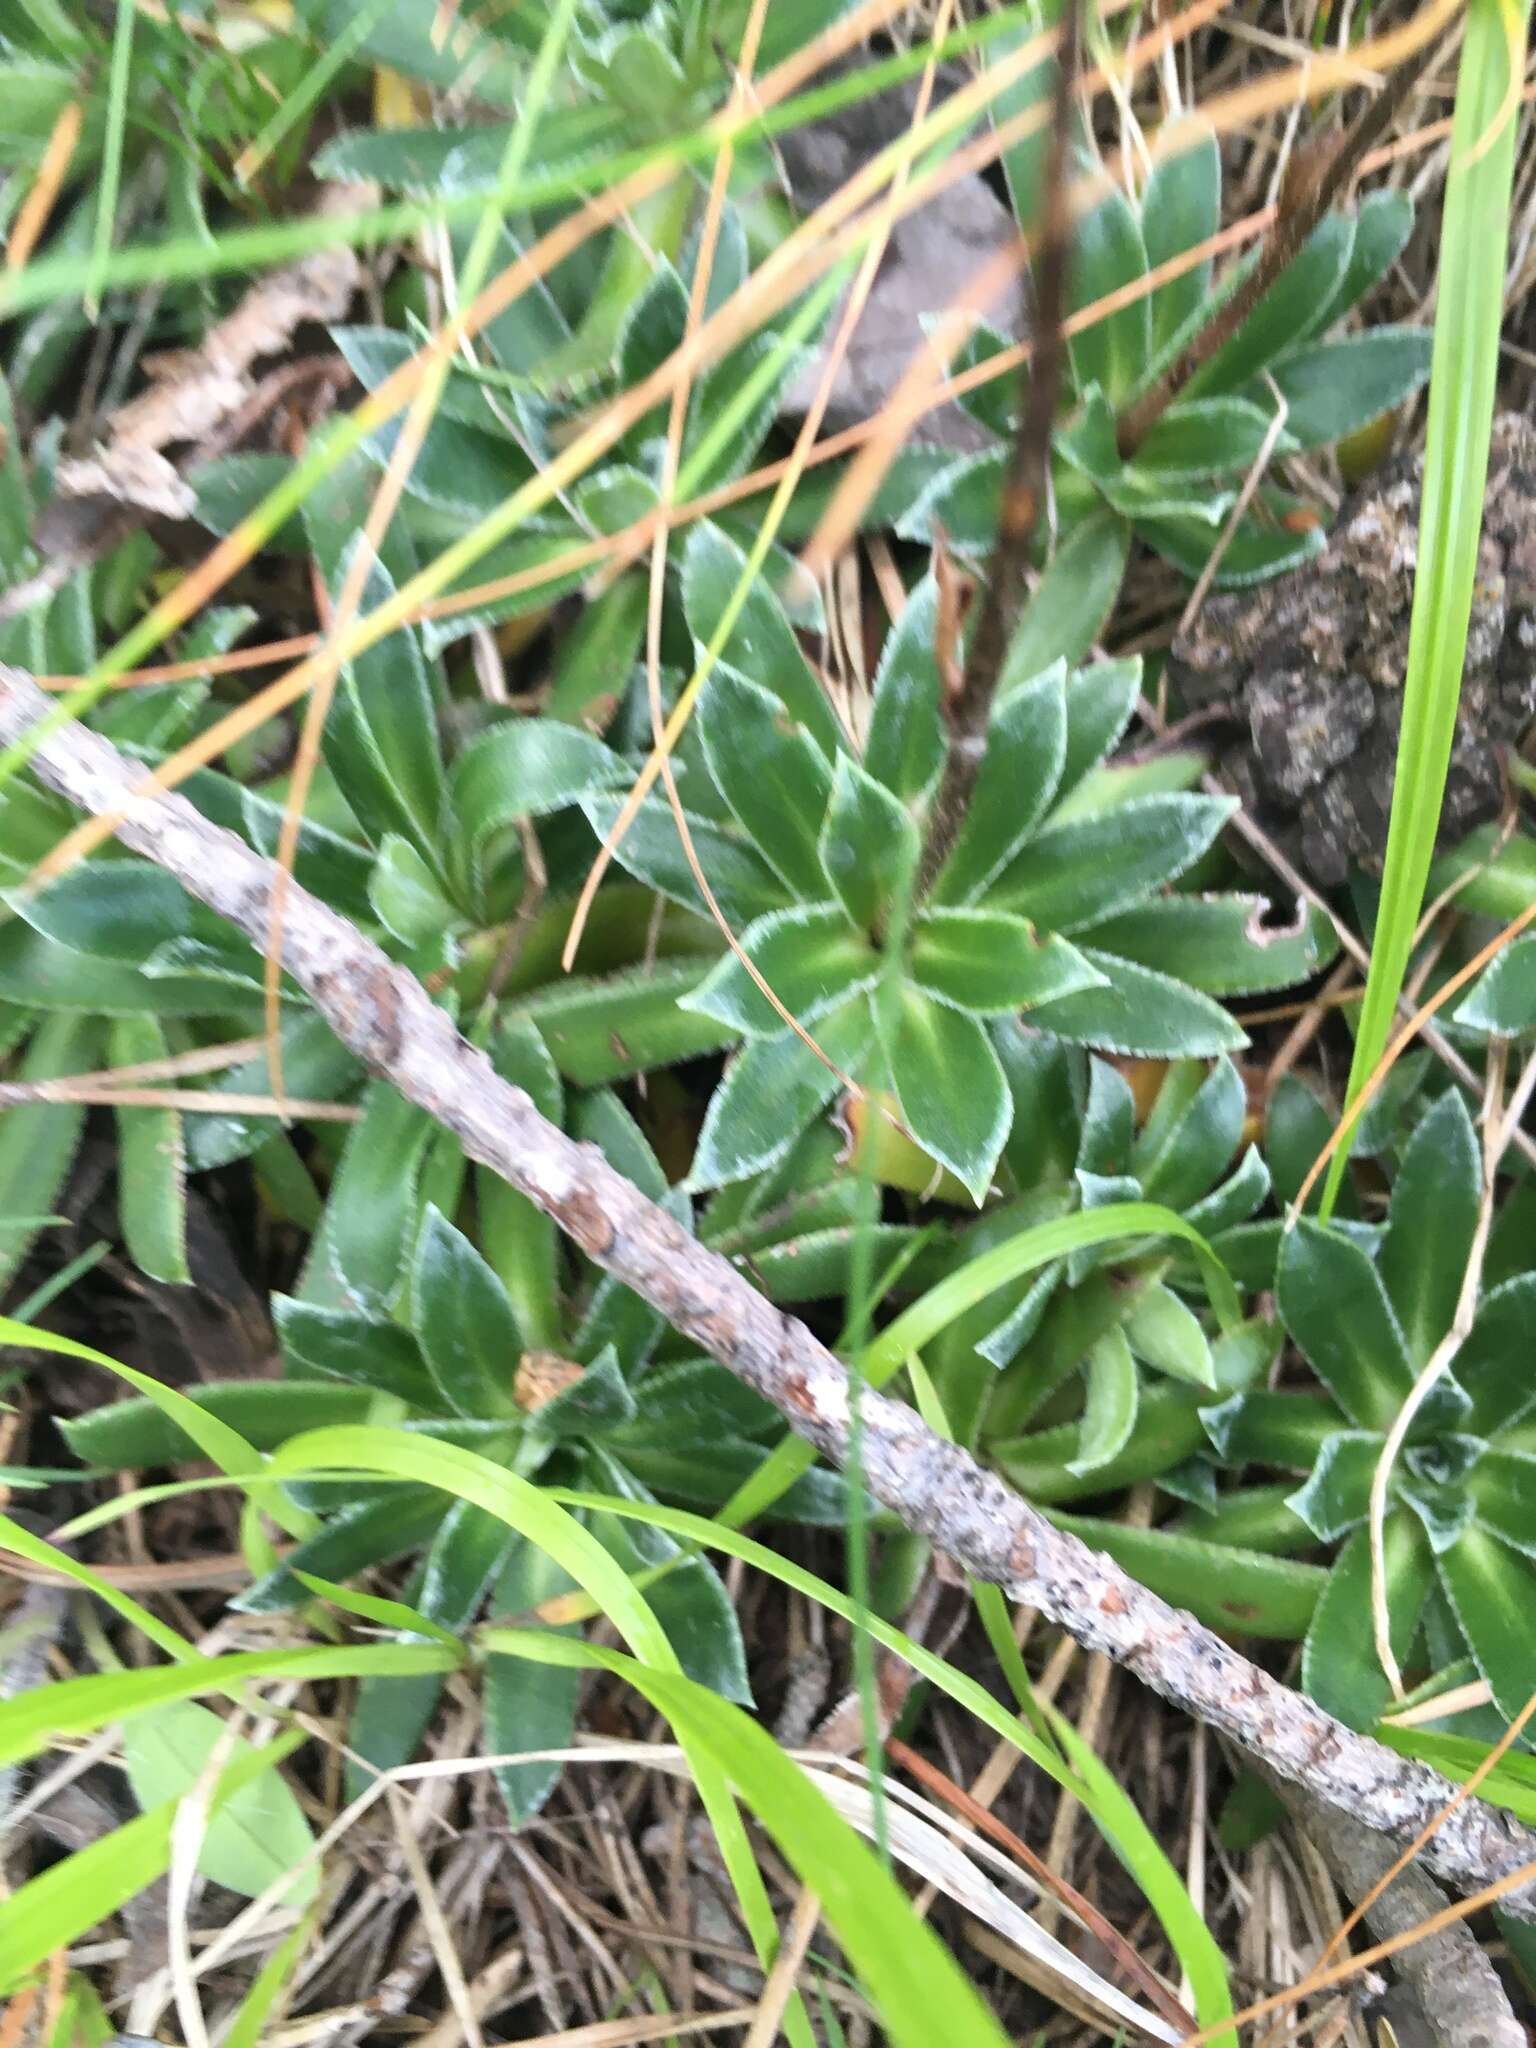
[1323,0,1525,1210]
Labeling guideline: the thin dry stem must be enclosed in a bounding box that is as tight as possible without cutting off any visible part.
[916,0,1079,894]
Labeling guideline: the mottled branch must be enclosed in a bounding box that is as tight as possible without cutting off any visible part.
[3,662,1536,1919]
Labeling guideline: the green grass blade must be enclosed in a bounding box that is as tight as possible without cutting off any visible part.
[0,1316,310,1540]
[543,1485,1232,2020]
[0,1643,459,1768]
[268,1424,808,2044]
[87,0,135,311]
[479,1628,1015,2048]
[718,1201,1237,1531]
[1323,0,1525,1210]
[0,1731,308,1993]
[0,1509,196,1663]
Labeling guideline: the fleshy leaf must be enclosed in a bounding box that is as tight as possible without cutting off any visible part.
[1437,1524,1536,1722]
[1457,1275,1536,1439]
[1277,1221,1413,1430]
[1301,1515,1434,1730]
[411,1205,521,1420]
[1030,952,1245,1058]
[878,987,1010,1204]
[1083,894,1339,995]
[1380,1091,1481,1369]
[818,755,920,934]
[990,793,1235,931]
[1067,1326,1139,1475]
[274,1298,438,1409]
[1186,213,1354,396]
[1264,328,1432,450]
[689,998,874,1189]
[1123,1283,1216,1388]
[451,719,628,851]
[1066,180,1150,403]
[682,903,877,1037]
[1133,1058,1245,1212]
[582,793,790,927]
[1141,121,1221,351]
[931,664,1067,906]
[682,522,844,758]
[862,575,945,801]
[1455,933,1536,1038]
[908,907,1105,1015]
[1287,1429,1383,1541]
[698,664,835,898]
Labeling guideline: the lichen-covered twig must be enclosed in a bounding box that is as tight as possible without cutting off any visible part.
[4,659,1536,1918]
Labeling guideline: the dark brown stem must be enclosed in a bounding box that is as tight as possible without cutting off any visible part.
[1116,40,1441,460]
[5,660,1536,1919]
[915,0,1080,897]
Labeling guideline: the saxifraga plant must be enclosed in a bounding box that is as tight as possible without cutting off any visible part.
[61,1013,868,1821]
[575,520,1335,1208]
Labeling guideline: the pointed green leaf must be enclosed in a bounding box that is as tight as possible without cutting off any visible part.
[1438,1523,1536,1722]
[1084,893,1339,995]
[699,664,834,898]
[1000,513,1131,688]
[452,718,628,850]
[369,833,458,947]
[1301,1514,1434,1729]
[989,793,1235,930]
[1134,397,1285,480]
[818,756,920,934]
[526,1349,638,1440]
[274,1298,437,1408]
[1141,122,1221,351]
[581,793,790,927]
[318,538,446,857]
[1067,180,1151,403]
[1469,1448,1536,1558]
[1278,1221,1413,1429]
[909,906,1105,1015]
[0,1012,98,1294]
[1030,951,1245,1057]
[931,664,1067,905]
[1134,1057,1245,1212]
[1318,189,1416,331]
[109,1014,190,1286]
[1067,1325,1139,1475]
[299,1081,435,1312]
[236,1489,451,1614]
[879,989,1009,1204]
[1188,212,1354,396]
[412,1205,521,1420]
[690,999,874,1189]
[1202,1388,1345,1467]
[485,1636,582,1824]
[863,575,944,801]
[682,522,844,758]
[1123,1282,1215,1388]
[1045,1509,1323,1638]
[1456,933,1536,1038]
[1287,1429,1383,1541]
[682,903,877,1037]
[1380,1091,1480,1368]
[1265,328,1432,449]
[1457,1275,1536,1439]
